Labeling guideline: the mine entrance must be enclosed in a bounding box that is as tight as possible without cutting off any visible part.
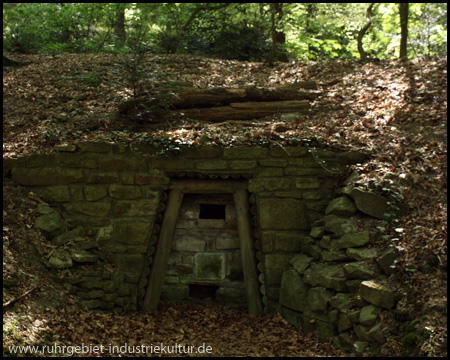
[161,193,244,305]
[142,179,263,315]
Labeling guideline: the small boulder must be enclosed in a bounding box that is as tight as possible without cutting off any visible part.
[47,250,73,269]
[290,254,313,274]
[35,212,65,234]
[359,280,395,309]
[325,197,356,216]
[351,188,407,220]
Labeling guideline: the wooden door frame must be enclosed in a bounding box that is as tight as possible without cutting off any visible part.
[142,179,263,315]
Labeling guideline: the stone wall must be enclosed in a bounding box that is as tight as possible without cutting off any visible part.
[4,141,402,351]
[278,194,399,354]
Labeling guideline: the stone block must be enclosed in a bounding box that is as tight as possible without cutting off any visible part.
[303,262,347,292]
[314,321,336,340]
[359,280,395,309]
[216,237,240,250]
[33,185,70,202]
[47,250,72,269]
[229,161,257,170]
[258,198,307,230]
[330,293,355,310]
[271,147,307,157]
[377,248,397,274]
[198,219,226,229]
[351,188,407,220]
[290,254,313,274]
[87,171,119,183]
[285,167,322,176]
[325,196,356,216]
[308,287,330,312]
[224,147,267,159]
[274,232,308,251]
[98,156,146,171]
[110,254,144,272]
[84,186,107,201]
[338,313,353,333]
[54,144,77,152]
[322,249,350,262]
[135,172,169,185]
[279,270,309,312]
[196,160,228,170]
[173,236,205,252]
[360,305,381,326]
[248,178,292,192]
[343,262,377,279]
[115,199,159,216]
[264,254,291,285]
[323,215,357,236]
[12,167,84,186]
[254,167,284,177]
[279,306,303,327]
[114,219,152,245]
[108,184,142,199]
[347,247,378,261]
[333,231,370,249]
[35,212,66,234]
[258,159,288,167]
[194,253,226,280]
[71,250,98,263]
[64,201,111,217]
[295,178,321,189]
[54,226,85,245]
[57,153,97,168]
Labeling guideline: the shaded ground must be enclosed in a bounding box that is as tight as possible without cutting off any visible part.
[3,53,447,357]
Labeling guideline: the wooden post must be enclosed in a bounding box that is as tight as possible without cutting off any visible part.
[142,189,183,311]
[234,190,263,315]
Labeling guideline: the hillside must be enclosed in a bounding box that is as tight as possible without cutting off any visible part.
[3,53,447,357]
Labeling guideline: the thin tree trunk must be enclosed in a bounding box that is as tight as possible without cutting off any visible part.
[114,4,126,41]
[269,4,277,66]
[399,3,409,59]
[357,3,376,61]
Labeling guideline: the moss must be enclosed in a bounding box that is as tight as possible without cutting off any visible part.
[402,332,418,356]
[4,277,18,289]
[406,319,420,333]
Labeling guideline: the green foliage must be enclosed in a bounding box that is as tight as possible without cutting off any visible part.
[110,30,178,122]
[2,3,447,59]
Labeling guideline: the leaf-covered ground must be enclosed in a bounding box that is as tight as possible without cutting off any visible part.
[3,53,447,357]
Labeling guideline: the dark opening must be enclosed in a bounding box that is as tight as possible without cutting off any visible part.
[189,284,218,300]
[199,204,226,219]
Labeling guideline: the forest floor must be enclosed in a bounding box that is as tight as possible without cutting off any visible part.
[3,53,447,357]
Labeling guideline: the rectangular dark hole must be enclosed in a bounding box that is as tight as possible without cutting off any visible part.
[199,204,226,219]
[189,284,218,300]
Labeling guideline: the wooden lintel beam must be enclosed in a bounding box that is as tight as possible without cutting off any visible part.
[169,179,248,194]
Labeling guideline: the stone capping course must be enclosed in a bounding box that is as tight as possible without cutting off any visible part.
[4,141,402,355]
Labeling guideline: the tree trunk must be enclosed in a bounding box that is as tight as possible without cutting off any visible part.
[269,4,277,66]
[118,82,318,114]
[173,100,310,121]
[399,3,409,59]
[357,3,376,61]
[114,4,126,41]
